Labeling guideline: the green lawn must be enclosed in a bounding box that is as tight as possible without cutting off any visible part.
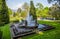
[0,24,11,39]
[22,21,60,39]
[0,20,60,39]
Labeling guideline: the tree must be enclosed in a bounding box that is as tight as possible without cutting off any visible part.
[21,2,29,19]
[21,11,27,18]
[47,0,60,5]
[36,3,44,18]
[49,3,60,20]
[42,7,49,18]
[0,0,3,21]
[47,0,60,20]
[36,3,44,10]
[17,8,21,13]
[22,2,29,12]
[36,6,49,18]
[30,0,37,25]
[13,12,16,17]
[0,0,9,24]
[8,8,13,15]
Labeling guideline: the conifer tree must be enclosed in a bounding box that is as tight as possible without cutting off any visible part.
[0,0,9,24]
[30,1,37,25]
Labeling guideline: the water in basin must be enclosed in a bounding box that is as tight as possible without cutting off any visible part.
[38,24,46,28]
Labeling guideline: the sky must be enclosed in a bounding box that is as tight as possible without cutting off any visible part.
[6,0,56,10]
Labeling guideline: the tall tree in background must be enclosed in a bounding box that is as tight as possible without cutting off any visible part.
[36,3,44,18]
[49,3,60,20]
[17,8,21,13]
[36,3,49,18]
[30,1,37,25]
[48,0,60,20]
[22,2,29,12]
[47,0,60,5]
[21,11,27,18]
[0,0,9,24]
[21,2,29,18]
[36,3,44,10]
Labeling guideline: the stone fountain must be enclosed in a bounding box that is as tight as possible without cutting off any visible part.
[10,1,55,39]
[10,10,54,39]
[25,12,38,28]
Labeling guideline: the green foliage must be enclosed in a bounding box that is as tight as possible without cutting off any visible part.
[13,12,16,17]
[22,2,29,12]
[0,21,5,26]
[29,0,37,25]
[0,0,9,25]
[36,3,44,10]
[30,1,37,20]
[0,30,3,39]
[36,6,49,18]
[49,3,60,20]
[8,8,13,15]
[47,0,60,5]
[16,2,29,19]
[21,11,27,18]
[42,7,49,18]
[47,0,60,20]
[0,0,2,10]
[17,8,21,13]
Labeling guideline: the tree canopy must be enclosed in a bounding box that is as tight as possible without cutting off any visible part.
[0,0,9,25]
[47,0,60,5]
[49,3,60,20]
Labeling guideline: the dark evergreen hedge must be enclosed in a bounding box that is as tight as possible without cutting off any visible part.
[0,22,5,26]
[0,30,3,39]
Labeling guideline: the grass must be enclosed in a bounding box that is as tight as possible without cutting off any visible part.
[22,20,60,39]
[0,24,11,39]
[0,20,60,39]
